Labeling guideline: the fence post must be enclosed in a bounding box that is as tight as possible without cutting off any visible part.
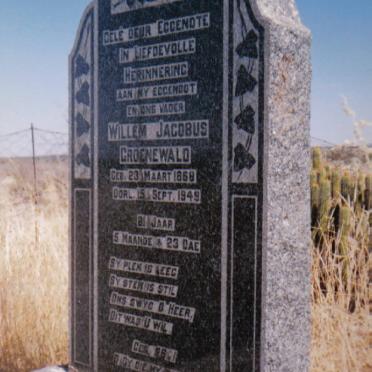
[31,124,37,196]
[30,123,39,246]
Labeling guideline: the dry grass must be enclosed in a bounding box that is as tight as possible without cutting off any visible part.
[310,199,371,372]
[0,156,370,371]
[311,304,371,372]
[0,158,68,372]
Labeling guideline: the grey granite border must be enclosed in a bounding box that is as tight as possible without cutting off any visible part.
[68,2,95,371]
[251,1,312,371]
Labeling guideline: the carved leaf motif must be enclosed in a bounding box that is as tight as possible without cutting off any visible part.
[76,144,91,167]
[234,143,256,172]
[236,29,258,59]
[234,105,255,134]
[76,82,90,106]
[75,55,90,78]
[76,113,90,137]
[235,65,257,96]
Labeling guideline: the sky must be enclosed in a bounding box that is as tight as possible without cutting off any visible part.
[0,0,371,144]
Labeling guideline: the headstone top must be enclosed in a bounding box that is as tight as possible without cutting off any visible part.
[253,0,308,31]
[69,0,312,371]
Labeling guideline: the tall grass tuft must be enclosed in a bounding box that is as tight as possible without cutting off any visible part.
[0,158,68,372]
[310,148,371,372]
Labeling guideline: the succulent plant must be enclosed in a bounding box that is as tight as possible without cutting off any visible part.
[339,205,351,284]
[331,170,341,201]
[312,147,322,170]
[319,178,331,233]
[341,172,352,201]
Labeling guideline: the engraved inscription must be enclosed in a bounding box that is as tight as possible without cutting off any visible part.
[113,231,201,254]
[108,120,209,141]
[104,13,210,44]
[86,1,265,370]
[113,353,179,372]
[112,187,202,204]
[109,274,179,298]
[109,257,179,279]
[110,292,196,322]
[137,214,176,231]
[109,309,174,335]
[119,146,192,165]
[110,169,197,184]
[131,339,178,364]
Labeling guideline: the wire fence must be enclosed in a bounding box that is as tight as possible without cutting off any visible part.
[311,136,336,148]
[0,124,337,199]
[0,125,335,160]
[0,125,69,247]
[0,125,344,250]
[0,124,338,196]
[0,125,68,159]
[0,125,69,212]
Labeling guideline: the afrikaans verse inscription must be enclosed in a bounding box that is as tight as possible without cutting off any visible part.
[70,0,265,371]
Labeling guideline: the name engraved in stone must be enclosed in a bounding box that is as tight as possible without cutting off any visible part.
[127,101,185,118]
[113,231,201,254]
[109,309,173,335]
[108,120,209,141]
[119,39,196,64]
[109,256,179,279]
[112,187,202,204]
[113,352,179,372]
[110,292,196,323]
[109,274,179,298]
[117,81,197,102]
[104,13,210,46]
[131,339,178,364]
[123,62,189,84]
[110,169,197,185]
[137,214,176,232]
[119,38,196,64]
[119,146,191,165]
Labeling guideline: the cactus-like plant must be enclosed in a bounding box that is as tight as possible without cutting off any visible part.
[311,180,320,230]
[313,147,322,170]
[319,167,328,184]
[311,181,320,209]
[356,173,366,210]
[341,172,352,202]
[325,164,331,176]
[331,170,341,201]
[339,206,351,255]
[310,170,317,187]
[349,175,357,203]
[319,178,331,233]
[339,205,351,286]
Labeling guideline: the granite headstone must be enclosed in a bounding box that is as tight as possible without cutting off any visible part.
[69,1,311,371]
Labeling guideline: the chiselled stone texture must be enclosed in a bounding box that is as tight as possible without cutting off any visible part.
[258,0,301,26]
[252,1,312,371]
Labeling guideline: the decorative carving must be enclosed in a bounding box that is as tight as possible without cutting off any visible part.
[234,104,255,134]
[76,82,90,106]
[76,144,91,167]
[72,11,93,180]
[75,55,90,78]
[233,0,260,183]
[76,113,91,137]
